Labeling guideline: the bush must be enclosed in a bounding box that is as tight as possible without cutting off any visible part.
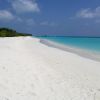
[0,28,32,37]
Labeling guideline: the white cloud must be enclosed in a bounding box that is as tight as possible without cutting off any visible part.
[26,19,35,26]
[49,22,57,26]
[0,10,14,21]
[40,21,57,26]
[40,21,49,26]
[16,17,23,22]
[11,0,40,13]
[76,6,100,18]
[95,19,100,23]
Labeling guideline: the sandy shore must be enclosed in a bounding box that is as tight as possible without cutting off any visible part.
[0,37,100,100]
[40,39,100,62]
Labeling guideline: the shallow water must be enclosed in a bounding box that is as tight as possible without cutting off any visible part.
[37,36,100,53]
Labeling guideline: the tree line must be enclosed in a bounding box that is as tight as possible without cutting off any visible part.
[0,28,32,37]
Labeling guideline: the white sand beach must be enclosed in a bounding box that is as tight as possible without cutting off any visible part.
[0,37,100,100]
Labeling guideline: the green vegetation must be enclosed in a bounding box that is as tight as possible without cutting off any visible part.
[0,28,32,37]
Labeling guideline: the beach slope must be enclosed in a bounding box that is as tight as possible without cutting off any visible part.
[0,37,100,100]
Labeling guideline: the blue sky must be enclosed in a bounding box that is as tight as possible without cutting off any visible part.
[0,0,100,36]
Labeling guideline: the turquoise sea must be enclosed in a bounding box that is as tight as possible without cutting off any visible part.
[37,36,100,52]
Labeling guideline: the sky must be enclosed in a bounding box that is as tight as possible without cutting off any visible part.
[0,0,100,36]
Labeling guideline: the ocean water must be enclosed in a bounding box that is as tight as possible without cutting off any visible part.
[38,36,100,52]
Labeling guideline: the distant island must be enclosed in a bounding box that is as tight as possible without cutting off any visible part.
[0,28,32,37]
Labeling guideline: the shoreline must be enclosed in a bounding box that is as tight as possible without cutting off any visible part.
[40,39,100,62]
